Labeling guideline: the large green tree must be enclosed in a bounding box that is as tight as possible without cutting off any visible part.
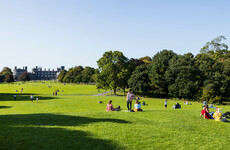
[200,36,230,61]
[166,53,200,100]
[194,53,223,86]
[0,67,14,83]
[62,66,84,83]
[81,67,95,83]
[97,51,129,94]
[195,53,229,103]
[128,65,151,96]
[57,70,67,82]
[149,50,176,97]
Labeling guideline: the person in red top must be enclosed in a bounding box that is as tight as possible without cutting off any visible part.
[200,106,212,119]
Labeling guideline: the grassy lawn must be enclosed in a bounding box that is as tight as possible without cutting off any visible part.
[0,82,230,150]
[0,81,100,96]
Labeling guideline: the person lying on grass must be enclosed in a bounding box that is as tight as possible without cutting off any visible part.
[134,100,143,112]
[106,100,120,111]
[213,108,230,123]
[200,106,212,119]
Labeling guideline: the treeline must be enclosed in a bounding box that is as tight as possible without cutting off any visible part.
[57,36,229,103]
[58,66,96,83]
[0,67,30,83]
[93,36,230,104]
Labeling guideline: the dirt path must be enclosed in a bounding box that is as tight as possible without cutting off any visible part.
[92,91,113,96]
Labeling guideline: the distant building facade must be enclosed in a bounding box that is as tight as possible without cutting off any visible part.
[13,66,65,81]
[13,66,28,80]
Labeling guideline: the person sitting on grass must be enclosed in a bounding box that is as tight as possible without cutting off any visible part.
[200,106,212,119]
[213,108,230,123]
[204,104,209,113]
[106,100,121,111]
[106,100,115,111]
[173,103,181,109]
[134,100,143,112]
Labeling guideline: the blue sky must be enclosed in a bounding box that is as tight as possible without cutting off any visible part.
[0,0,230,71]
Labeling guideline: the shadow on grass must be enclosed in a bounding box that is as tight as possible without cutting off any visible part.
[0,93,58,101]
[0,106,12,109]
[0,113,129,149]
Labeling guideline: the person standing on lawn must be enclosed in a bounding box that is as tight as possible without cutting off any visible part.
[126,89,135,111]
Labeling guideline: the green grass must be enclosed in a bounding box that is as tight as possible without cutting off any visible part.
[0,81,100,95]
[1,82,230,150]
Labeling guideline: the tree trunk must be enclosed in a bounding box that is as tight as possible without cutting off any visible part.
[114,88,116,95]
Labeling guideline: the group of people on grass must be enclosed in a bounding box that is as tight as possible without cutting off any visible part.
[12,94,38,102]
[200,101,230,123]
[105,90,230,120]
[106,89,143,112]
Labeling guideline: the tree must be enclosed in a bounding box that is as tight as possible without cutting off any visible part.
[1,67,13,75]
[128,65,151,96]
[4,74,14,83]
[63,68,75,83]
[58,70,67,82]
[81,67,95,83]
[0,67,14,83]
[19,71,30,81]
[149,50,176,97]
[139,56,152,64]
[200,72,226,104]
[222,58,230,76]
[194,53,223,87]
[73,66,84,83]
[195,53,229,104]
[200,36,230,61]
[97,51,129,94]
[0,75,4,82]
[165,53,200,100]
[62,66,84,83]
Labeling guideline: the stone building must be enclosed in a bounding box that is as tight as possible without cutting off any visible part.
[13,66,65,81]
[13,66,28,80]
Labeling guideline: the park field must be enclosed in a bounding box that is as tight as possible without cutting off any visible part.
[0,82,230,150]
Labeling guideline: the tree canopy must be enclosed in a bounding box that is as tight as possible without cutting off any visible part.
[200,36,230,61]
[97,51,129,94]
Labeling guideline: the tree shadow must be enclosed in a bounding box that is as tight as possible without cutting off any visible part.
[0,93,57,101]
[0,113,130,149]
[0,106,12,109]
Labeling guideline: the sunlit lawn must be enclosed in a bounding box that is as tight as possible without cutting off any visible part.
[0,82,230,150]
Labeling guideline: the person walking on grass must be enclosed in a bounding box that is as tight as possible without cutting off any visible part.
[30,95,34,102]
[126,89,135,111]
[165,99,167,109]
